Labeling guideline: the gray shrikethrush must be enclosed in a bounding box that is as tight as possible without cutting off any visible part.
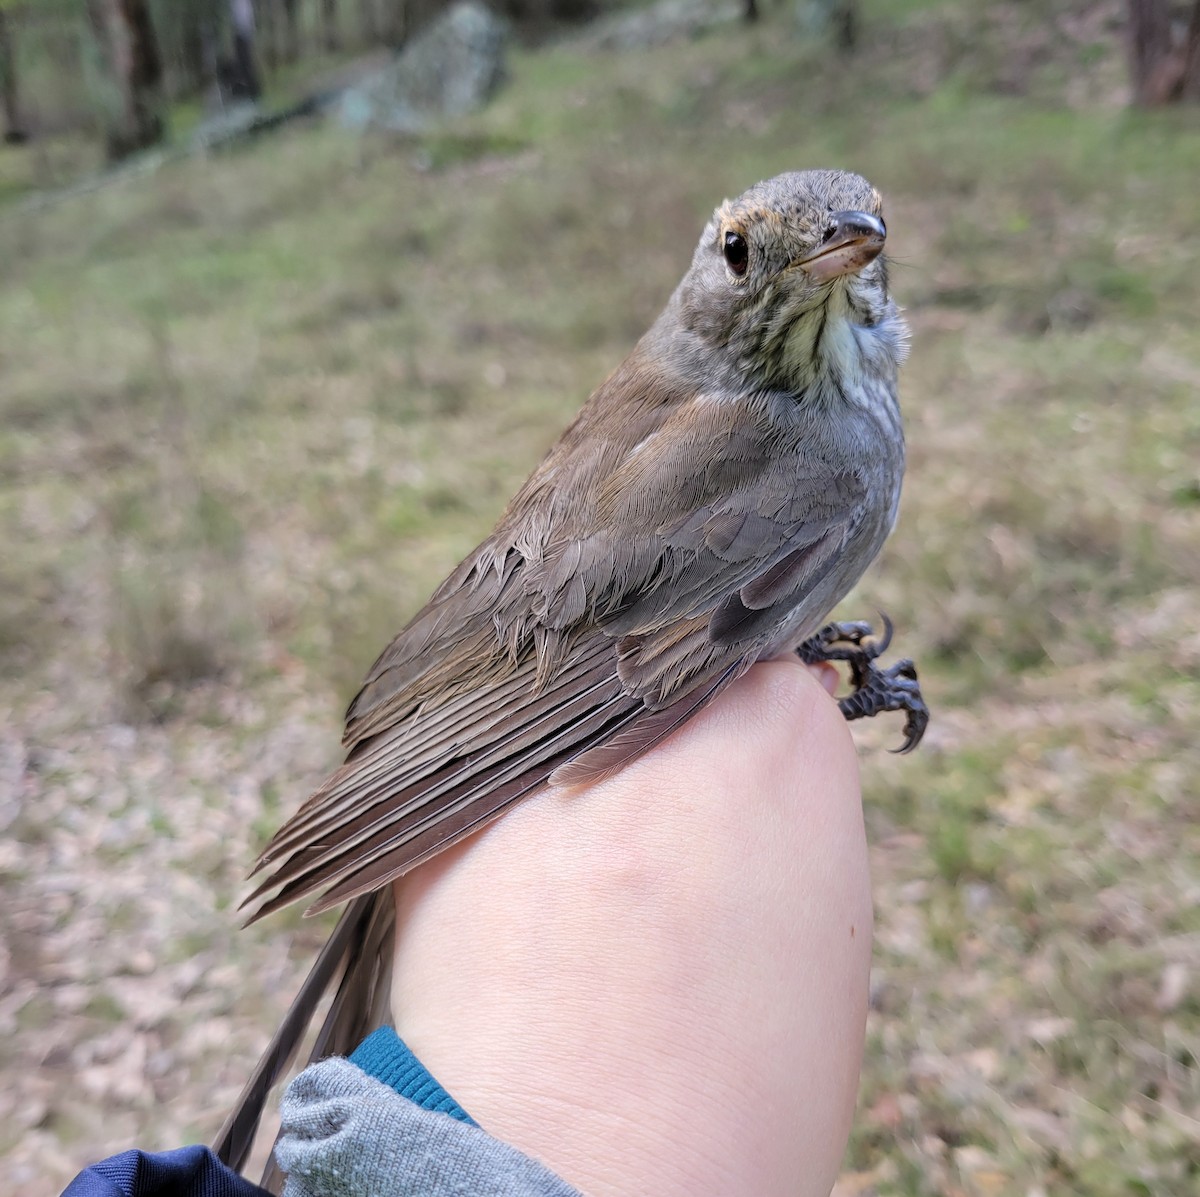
[216,168,928,1178]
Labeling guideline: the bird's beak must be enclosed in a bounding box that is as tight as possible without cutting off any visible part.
[794,211,887,282]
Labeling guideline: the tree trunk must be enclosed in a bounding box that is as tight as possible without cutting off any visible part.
[258,0,278,72]
[1126,0,1200,104]
[229,0,263,98]
[176,0,219,98]
[322,0,340,52]
[280,0,300,62]
[358,0,378,43]
[85,0,166,161]
[179,11,205,95]
[797,0,858,52]
[381,0,410,47]
[1128,0,1175,102]
[382,0,410,46]
[833,0,858,53]
[1181,1,1200,98]
[0,9,29,145]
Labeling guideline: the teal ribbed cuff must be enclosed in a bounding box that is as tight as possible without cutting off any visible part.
[349,1026,477,1126]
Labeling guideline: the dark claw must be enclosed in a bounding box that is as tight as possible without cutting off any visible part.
[796,614,894,663]
[796,615,929,752]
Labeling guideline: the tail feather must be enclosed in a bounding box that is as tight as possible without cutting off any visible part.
[213,892,393,1188]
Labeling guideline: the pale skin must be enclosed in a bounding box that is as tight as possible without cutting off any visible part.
[390,656,872,1197]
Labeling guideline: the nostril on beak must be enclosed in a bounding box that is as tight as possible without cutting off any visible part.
[831,211,887,243]
[797,209,888,279]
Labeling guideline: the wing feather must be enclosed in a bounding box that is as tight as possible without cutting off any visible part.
[249,373,876,921]
[257,634,608,866]
[248,635,627,916]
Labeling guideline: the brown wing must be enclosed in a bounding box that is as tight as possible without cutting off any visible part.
[247,365,868,920]
[516,388,865,706]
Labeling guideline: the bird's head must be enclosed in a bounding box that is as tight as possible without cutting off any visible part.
[674,170,906,394]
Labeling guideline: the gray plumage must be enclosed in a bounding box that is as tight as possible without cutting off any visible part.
[215,169,910,1183]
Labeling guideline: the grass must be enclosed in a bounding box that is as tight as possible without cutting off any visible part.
[2,2,1198,1194]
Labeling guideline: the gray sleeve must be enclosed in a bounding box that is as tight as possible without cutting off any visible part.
[276,1057,584,1197]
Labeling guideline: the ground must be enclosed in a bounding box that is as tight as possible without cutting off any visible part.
[1,2,1198,1194]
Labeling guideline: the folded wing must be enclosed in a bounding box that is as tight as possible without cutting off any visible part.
[247,381,867,919]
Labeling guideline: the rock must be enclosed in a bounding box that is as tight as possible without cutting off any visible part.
[189,101,264,152]
[583,0,741,51]
[337,2,509,134]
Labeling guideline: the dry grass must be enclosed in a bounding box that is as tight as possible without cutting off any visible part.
[2,2,1198,1193]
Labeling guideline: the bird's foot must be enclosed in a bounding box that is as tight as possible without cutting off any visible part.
[796,615,929,753]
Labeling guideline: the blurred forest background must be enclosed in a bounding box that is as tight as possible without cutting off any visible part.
[1,1,1199,1195]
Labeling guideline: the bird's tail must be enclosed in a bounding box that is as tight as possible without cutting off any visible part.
[213,890,396,1192]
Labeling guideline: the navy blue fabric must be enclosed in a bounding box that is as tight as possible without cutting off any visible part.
[61,1032,471,1196]
[62,1146,270,1197]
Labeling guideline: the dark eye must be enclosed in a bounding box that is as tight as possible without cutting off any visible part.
[723,231,749,276]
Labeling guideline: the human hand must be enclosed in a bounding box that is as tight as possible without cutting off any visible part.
[390,657,871,1197]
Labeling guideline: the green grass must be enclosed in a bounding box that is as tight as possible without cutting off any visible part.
[2,3,1199,1194]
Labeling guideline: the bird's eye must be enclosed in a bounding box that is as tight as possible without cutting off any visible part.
[723,231,749,276]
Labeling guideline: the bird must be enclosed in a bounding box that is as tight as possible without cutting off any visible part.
[215,168,928,1180]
